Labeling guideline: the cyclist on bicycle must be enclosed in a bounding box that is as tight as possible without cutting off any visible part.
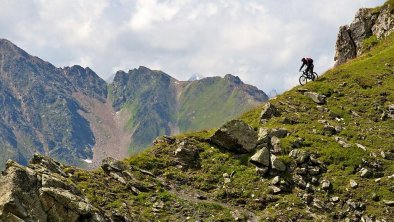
[299,57,314,78]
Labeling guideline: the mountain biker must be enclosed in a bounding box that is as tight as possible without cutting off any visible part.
[299,58,314,78]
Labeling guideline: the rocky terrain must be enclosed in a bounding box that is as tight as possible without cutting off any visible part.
[334,0,394,66]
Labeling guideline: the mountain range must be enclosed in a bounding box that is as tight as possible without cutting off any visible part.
[0,40,268,169]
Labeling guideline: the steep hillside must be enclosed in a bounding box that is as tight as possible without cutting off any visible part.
[9,3,392,221]
[110,67,268,152]
[0,39,107,167]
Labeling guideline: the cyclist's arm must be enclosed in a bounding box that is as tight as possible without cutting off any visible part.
[299,63,305,72]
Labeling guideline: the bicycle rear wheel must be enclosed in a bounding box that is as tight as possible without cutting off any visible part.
[312,72,318,81]
[299,75,307,86]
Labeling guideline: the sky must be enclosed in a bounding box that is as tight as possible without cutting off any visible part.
[0,0,386,93]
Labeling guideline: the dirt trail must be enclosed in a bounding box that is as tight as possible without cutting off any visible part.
[150,173,260,222]
[74,93,131,169]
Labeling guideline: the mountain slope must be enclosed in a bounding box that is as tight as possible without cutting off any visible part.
[25,3,394,221]
[110,67,268,152]
[0,39,107,167]
[0,40,268,169]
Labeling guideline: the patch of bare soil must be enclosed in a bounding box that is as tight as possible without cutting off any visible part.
[73,93,131,169]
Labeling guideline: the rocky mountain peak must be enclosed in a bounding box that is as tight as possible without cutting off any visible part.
[224,74,242,84]
[334,3,394,66]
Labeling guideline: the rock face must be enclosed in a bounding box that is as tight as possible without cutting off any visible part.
[334,5,394,66]
[0,154,105,222]
[210,120,258,153]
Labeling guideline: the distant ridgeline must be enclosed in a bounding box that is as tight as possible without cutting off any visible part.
[0,39,268,169]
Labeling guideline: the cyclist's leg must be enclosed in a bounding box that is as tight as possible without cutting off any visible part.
[305,65,311,78]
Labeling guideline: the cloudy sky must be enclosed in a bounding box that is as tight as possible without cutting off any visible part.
[0,0,386,93]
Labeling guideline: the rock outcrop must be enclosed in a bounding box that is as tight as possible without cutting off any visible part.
[334,4,394,66]
[0,154,106,222]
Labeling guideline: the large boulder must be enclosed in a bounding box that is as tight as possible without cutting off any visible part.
[210,120,258,153]
[260,102,280,123]
[0,158,106,222]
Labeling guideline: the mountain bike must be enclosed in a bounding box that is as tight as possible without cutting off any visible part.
[299,70,318,86]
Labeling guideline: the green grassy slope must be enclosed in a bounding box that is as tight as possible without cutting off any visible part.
[178,76,265,133]
[70,15,394,222]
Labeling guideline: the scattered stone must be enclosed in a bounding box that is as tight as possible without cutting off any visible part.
[304,92,327,104]
[330,196,340,202]
[281,117,298,125]
[383,200,394,206]
[174,141,203,169]
[152,201,164,212]
[255,167,269,177]
[302,193,313,204]
[250,147,271,167]
[271,136,282,154]
[270,128,288,138]
[210,120,258,153]
[371,193,380,201]
[335,136,351,148]
[271,176,280,185]
[289,149,309,163]
[350,179,358,188]
[260,102,280,123]
[101,157,127,173]
[321,180,331,190]
[323,125,337,136]
[356,143,367,151]
[257,128,270,145]
[270,155,286,172]
[360,168,371,178]
[270,186,281,194]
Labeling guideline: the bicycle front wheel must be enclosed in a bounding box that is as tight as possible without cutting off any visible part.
[299,75,307,86]
[312,72,318,81]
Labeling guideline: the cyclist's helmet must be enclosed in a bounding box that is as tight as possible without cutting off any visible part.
[301,58,306,62]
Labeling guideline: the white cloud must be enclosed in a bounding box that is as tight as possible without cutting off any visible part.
[0,0,386,93]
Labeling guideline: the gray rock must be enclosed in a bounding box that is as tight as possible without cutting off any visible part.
[321,180,331,190]
[372,8,394,39]
[383,200,394,206]
[360,168,371,178]
[271,155,286,172]
[257,128,270,145]
[323,125,337,136]
[174,141,203,169]
[250,147,271,167]
[289,149,309,163]
[255,167,269,177]
[330,196,340,202]
[304,92,326,104]
[259,102,280,123]
[210,120,258,153]
[335,136,351,148]
[271,176,280,185]
[270,128,288,138]
[0,158,106,222]
[270,186,281,194]
[101,157,127,173]
[271,136,282,154]
[350,179,358,188]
